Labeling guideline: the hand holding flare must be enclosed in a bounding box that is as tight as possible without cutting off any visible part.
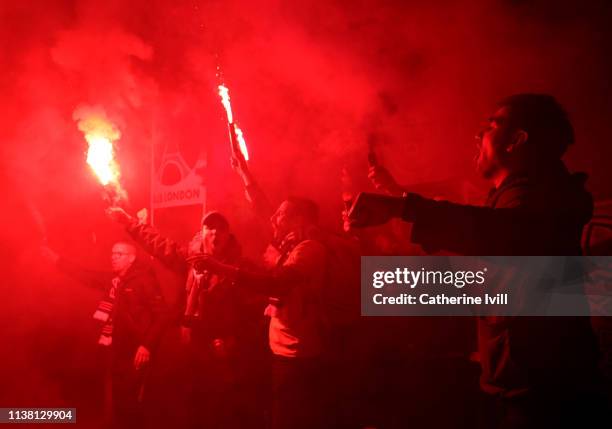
[347,192,406,228]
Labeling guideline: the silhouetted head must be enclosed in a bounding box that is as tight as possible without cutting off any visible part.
[475,93,574,185]
[200,211,231,256]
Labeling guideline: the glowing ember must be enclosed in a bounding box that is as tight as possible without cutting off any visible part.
[217,84,250,162]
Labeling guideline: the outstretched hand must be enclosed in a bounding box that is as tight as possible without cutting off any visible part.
[347,192,405,228]
[368,165,404,196]
[106,207,134,225]
[136,208,148,225]
[186,254,237,278]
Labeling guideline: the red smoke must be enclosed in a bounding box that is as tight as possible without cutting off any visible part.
[0,0,611,417]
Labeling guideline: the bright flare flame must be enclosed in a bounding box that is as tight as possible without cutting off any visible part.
[234,125,250,161]
[218,85,233,123]
[85,134,119,186]
[218,84,249,161]
[73,106,127,203]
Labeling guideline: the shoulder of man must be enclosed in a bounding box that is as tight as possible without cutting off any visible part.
[124,260,160,288]
[490,177,532,209]
[284,239,327,271]
[494,172,592,218]
[290,238,327,255]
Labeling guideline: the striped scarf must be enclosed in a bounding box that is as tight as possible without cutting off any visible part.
[92,276,120,346]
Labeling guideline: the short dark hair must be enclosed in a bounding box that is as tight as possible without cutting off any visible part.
[285,197,319,225]
[498,93,574,160]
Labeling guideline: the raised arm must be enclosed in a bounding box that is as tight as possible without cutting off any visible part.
[348,192,588,255]
[231,146,275,220]
[106,207,189,273]
[367,164,407,197]
[189,240,326,299]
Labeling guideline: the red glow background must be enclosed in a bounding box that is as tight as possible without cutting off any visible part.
[1,0,611,422]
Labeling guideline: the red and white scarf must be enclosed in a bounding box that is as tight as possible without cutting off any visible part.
[92,276,119,346]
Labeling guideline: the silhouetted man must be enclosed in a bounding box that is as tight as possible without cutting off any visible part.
[43,241,167,429]
[349,94,606,428]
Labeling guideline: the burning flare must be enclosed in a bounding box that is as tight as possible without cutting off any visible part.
[85,134,119,186]
[233,125,249,161]
[73,106,127,203]
[218,84,249,161]
[218,85,233,123]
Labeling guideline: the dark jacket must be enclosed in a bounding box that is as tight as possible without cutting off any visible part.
[403,163,599,398]
[58,258,168,357]
[125,222,265,348]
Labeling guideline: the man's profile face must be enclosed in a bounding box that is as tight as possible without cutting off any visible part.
[270,200,298,242]
[475,106,513,180]
[110,243,136,274]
